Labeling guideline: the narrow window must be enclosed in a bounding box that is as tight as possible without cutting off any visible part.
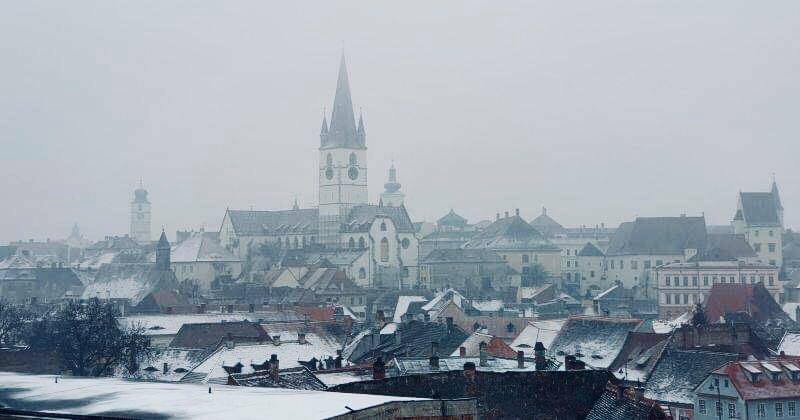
[380,238,389,262]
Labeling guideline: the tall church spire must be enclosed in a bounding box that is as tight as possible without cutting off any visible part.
[324,53,362,149]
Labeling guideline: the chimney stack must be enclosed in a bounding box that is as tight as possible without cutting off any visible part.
[516,350,525,369]
[272,335,281,345]
[463,361,476,381]
[373,357,386,380]
[163,362,169,374]
[225,332,234,349]
[298,332,306,345]
[534,342,546,370]
[504,211,509,218]
[459,346,466,357]
[479,342,488,367]
[269,354,279,382]
[515,208,520,217]
[335,350,343,368]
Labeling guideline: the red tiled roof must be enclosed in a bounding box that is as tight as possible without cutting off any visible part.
[486,336,518,359]
[704,283,786,324]
[712,357,800,400]
[295,306,336,322]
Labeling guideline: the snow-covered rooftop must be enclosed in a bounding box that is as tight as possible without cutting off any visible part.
[651,311,691,334]
[189,335,341,383]
[778,332,800,356]
[0,372,423,419]
[510,319,567,356]
[393,295,428,323]
[471,300,504,313]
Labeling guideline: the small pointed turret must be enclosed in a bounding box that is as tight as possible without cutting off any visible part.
[156,230,170,270]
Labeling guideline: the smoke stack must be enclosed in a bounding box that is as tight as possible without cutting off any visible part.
[269,354,279,382]
[429,353,440,370]
[373,357,386,380]
[516,350,524,369]
[463,361,476,380]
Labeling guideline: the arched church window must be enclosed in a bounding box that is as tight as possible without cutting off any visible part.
[380,222,387,231]
[349,152,357,165]
[326,153,333,166]
[348,238,355,249]
[380,238,389,262]
[359,268,366,279]
[358,237,365,249]
[401,238,410,249]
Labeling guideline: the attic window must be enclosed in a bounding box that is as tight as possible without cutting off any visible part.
[174,368,188,373]
[591,354,603,360]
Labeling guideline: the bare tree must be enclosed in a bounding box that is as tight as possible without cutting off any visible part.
[28,299,154,376]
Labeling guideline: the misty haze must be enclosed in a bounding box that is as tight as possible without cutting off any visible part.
[1,2,799,419]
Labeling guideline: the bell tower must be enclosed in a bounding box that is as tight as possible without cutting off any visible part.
[130,180,152,243]
[318,54,368,247]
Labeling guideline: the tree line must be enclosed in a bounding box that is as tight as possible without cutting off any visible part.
[0,299,154,377]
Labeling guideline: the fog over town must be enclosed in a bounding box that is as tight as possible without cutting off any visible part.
[1,2,799,419]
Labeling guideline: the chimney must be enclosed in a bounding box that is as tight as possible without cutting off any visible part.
[272,335,281,345]
[431,341,439,357]
[534,342,547,370]
[298,332,307,345]
[429,351,440,370]
[516,350,525,369]
[504,211,509,218]
[373,357,386,380]
[463,361,476,381]
[163,362,169,374]
[269,354,279,382]
[446,317,454,335]
[515,208,520,217]
[459,346,466,357]
[479,342,488,367]
[335,350,342,368]
[225,333,234,349]
[564,355,586,371]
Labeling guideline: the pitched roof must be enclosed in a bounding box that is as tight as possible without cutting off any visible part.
[529,208,565,237]
[342,204,415,233]
[170,233,240,263]
[739,191,780,226]
[226,208,318,236]
[421,248,503,264]
[578,242,604,257]
[606,216,707,256]
[369,320,469,361]
[80,263,177,305]
[695,233,756,261]
[586,383,668,420]
[511,319,567,355]
[451,332,517,359]
[778,332,800,356]
[463,216,558,251]
[437,209,468,227]
[709,358,800,401]
[644,348,738,405]
[169,321,271,349]
[704,283,790,324]
[229,366,327,390]
[548,316,643,369]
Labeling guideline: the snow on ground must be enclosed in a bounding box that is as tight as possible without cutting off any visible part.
[392,295,428,323]
[0,372,424,420]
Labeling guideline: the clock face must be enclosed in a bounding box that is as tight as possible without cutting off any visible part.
[348,166,359,180]
[325,167,334,180]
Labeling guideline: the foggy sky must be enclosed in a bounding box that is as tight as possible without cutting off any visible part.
[1,1,798,242]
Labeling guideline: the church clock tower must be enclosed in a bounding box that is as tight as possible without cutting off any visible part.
[318,54,368,248]
[130,181,152,243]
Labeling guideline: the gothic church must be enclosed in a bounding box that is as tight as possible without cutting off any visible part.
[219,54,419,288]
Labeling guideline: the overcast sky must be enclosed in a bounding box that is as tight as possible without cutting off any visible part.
[1,1,798,242]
